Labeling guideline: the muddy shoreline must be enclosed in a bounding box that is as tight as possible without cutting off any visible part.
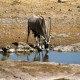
[0,60,80,80]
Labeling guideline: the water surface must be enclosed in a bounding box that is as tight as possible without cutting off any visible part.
[0,51,80,64]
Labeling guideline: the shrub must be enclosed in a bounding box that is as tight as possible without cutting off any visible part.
[11,0,21,5]
[54,78,70,80]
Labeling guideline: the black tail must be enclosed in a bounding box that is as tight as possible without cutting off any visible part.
[27,24,30,43]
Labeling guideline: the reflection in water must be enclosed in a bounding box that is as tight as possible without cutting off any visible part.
[0,50,49,62]
[1,52,10,60]
[33,52,40,61]
[33,51,49,62]
[1,50,80,64]
[43,52,49,62]
[15,51,31,61]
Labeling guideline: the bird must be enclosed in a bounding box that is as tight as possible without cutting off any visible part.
[2,47,8,53]
[12,42,18,46]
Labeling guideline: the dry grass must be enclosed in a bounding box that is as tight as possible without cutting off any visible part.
[0,0,80,17]
[0,61,71,75]
[0,0,80,46]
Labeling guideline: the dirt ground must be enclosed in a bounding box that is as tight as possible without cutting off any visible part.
[0,60,80,80]
[0,0,80,47]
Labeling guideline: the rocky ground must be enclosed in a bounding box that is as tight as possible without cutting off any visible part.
[0,60,80,80]
[53,42,80,52]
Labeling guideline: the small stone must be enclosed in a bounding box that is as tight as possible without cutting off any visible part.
[58,0,66,3]
[77,6,80,8]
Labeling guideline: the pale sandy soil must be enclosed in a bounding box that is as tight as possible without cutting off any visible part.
[0,61,80,80]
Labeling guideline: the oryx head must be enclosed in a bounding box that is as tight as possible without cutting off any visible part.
[41,28,51,51]
[43,16,52,50]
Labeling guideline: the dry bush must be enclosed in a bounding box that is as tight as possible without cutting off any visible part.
[11,0,21,5]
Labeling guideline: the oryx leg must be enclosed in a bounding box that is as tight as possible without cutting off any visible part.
[38,35,42,49]
[35,37,39,46]
[34,37,39,47]
[41,36,45,49]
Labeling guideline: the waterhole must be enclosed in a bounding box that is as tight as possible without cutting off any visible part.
[0,51,80,64]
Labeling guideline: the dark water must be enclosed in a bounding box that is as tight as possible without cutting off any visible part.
[0,51,80,64]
